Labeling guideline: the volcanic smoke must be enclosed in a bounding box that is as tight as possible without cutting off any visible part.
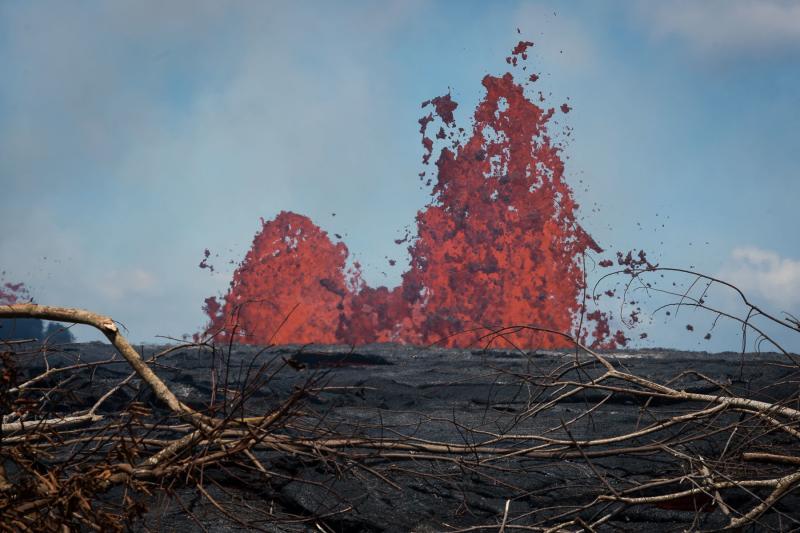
[202,42,626,349]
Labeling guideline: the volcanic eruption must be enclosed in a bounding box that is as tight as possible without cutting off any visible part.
[202,41,625,349]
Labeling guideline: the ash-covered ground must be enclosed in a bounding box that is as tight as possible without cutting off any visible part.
[9,342,800,532]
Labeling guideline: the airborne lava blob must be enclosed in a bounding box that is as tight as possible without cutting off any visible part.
[203,42,625,349]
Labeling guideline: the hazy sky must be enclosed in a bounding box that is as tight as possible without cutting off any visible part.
[1,1,798,351]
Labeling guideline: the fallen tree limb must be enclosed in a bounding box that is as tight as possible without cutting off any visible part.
[0,304,189,416]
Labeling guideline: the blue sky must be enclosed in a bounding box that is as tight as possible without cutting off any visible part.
[1,1,798,351]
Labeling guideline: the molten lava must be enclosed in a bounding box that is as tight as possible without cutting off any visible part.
[203,212,349,345]
[203,42,625,349]
[0,279,29,305]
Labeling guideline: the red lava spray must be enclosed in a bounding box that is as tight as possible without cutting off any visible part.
[203,42,626,349]
[0,279,29,306]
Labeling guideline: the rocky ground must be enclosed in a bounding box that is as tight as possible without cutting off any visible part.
[7,342,800,532]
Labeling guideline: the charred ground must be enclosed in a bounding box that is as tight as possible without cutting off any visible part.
[3,337,799,532]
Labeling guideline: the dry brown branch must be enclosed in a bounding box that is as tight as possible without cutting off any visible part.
[0,296,798,531]
[0,305,190,417]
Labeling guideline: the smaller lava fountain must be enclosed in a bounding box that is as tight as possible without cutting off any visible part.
[202,41,626,349]
[0,278,31,306]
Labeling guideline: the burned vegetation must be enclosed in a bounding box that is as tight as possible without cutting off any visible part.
[1,272,799,531]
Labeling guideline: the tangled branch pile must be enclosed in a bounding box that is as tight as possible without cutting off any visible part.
[1,274,799,531]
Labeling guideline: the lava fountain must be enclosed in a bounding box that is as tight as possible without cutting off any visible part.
[202,42,625,349]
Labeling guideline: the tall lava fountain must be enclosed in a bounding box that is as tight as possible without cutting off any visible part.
[202,42,624,349]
